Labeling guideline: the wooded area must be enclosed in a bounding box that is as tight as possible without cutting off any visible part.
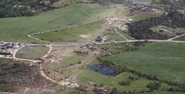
[0,0,59,18]
[128,11,185,39]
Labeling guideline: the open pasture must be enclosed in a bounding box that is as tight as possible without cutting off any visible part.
[0,3,120,42]
[104,42,185,83]
[16,46,49,60]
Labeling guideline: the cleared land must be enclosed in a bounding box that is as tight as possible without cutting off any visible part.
[104,42,185,83]
[16,46,49,60]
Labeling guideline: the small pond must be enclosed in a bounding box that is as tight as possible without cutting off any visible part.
[87,64,118,77]
[131,2,151,5]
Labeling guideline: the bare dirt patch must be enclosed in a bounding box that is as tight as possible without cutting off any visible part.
[80,34,90,38]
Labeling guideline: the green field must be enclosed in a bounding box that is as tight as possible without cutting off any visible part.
[16,46,49,60]
[104,42,185,83]
[33,21,102,43]
[62,66,170,93]
[117,29,135,40]
[78,69,170,92]
[175,36,185,41]
[0,3,118,42]
[130,12,161,21]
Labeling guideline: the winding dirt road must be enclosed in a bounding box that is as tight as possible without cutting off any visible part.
[40,45,70,86]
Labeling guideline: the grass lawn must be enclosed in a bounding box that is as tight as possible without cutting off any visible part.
[0,3,118,42]
[104,42,185,83]
[16,46,49,60]
[175,36,185,41]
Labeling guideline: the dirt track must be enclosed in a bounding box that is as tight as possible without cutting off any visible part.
[40,45,70,86]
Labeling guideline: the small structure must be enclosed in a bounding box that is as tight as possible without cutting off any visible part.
[0,42,17,55]
[159,29,167,32]
[1,45,7,49]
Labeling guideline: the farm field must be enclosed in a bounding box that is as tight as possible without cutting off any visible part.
[0,3,124,42]
[16,46,49,60]
[104,42,185,83]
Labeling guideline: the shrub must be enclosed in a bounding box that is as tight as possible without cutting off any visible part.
[119,80,131,86]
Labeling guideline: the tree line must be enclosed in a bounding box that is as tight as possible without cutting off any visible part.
[128,11,185,39]
[0,0,59,18]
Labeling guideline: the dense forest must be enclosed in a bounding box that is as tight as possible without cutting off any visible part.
[0,0,59,18]
[128,11,185,39]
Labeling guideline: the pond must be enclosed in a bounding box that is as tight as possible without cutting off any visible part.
[131,2,151,5]
[87,64,118,77]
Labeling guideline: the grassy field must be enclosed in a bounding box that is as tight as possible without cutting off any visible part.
[175,36,185,41]
[33,20,103,43]
[104,42,185,83]
[16,46,49,60]
[66,66,171,93]
[42,43,172,93]
[0,3,120,42]
[117,29,135,40]
[130,12,161,21]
